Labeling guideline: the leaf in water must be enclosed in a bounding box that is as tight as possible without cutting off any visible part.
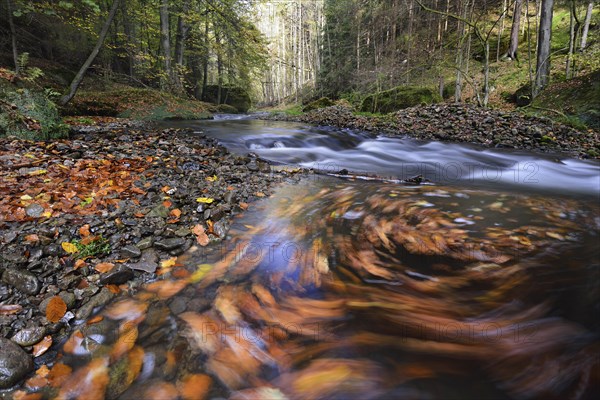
[124,346,145,390]
[546,231,565,240]
[25,375,48,391]
[193,224,210,246]
[104,299,148,321]
[0,304,23,315]
[145,279,188,299]
[32,335,52,357]
[46,296,67,322]
[57,357,110,400]
[143,381,179,400]
[255,192,266,197]
[87,315,104,325]
[110,321,139,361]
[177,374,212,400]
[36,365,50,378]
[62,242,78,254]
[47,363,72,388]
[196,197,215,204]
[239,202,249,210]
[189,264,213,283]
[94,262,115,273]
[161,257,178,269]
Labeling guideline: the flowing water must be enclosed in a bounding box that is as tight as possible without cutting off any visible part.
[40,116,600,399]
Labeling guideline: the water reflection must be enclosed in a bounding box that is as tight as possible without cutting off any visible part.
[37,179,600,400]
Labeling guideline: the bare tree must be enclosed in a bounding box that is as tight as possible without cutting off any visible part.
[506,0,522,60]
[159,0,172,90]
[533,0,554,97]
[59,0,121,106]
[580,2,594,50]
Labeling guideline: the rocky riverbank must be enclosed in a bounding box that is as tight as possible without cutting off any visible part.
[0,121,299,389]
[267,104,600,159]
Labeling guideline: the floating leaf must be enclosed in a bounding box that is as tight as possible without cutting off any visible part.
[62,242,78,254]
[161,257,178,269]
[189,264,213,283]
[178,374,212,400]
[46,296,67,322]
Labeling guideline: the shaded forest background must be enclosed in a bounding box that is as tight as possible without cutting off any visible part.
[0,0,599,131]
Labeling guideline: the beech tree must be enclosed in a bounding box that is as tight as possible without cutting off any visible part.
[506,0,522,60]
[534,0,554,96]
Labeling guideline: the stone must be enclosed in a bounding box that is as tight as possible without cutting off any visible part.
[137,237,154,250]
[0,337,33,388]
[127,249,158,273]
[146,205,170,218]
[76,288,115,320]
[11,327,46,346]
[2,269,41,295]
[99,265,134,285]
[154,238,185,251]
[25,203,44,218]
[121,245,142,258]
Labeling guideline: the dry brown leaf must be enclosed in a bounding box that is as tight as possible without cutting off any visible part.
[25,375,48,391]
[94,262,115,273]
[170,208,181,218]
[178,374,212,400]
[32,336,52,357]
[79,224,91,237]
[239,202,249,210]
[24,234,40,243]
[46,296,67,322]
[74,259,86,270]
[36,365,50,378]
[106,284,121,294]
[110,321,138,361]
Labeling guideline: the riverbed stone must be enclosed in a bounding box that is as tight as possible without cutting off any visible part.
[76,287,115,320]
[25,203,44,218]
[2,269,41,295]
[99,265,134,285]
[11,326,46,347]
[127,249,158,273]
[0,337,34,388]
[121,245,142,258]
[154,237,185,251]
[137,237,154,250]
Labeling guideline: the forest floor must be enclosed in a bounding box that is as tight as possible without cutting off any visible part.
[266,103,600,160]
[0,120,310,390]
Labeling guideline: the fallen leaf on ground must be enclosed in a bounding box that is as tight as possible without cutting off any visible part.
[0,304,23,315]
[33,336,53,357]
[95,262,115,273]
[62,242,78,254]
[193,224,210,246]
[46,296,67,322]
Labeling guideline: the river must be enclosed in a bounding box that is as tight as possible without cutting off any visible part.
[45,116,600,399]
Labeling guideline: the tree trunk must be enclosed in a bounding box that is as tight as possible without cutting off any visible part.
[565,0,576,78]
[6,0,19,76]
[496,0,507,62]
[120,0,135,78]
[175,0,190,66]
[201,18,210,100]
[59,0,121,106]
[159,0,171,90]
[533,0,554,97]
[506,0,523,60]
[580,2,594,50]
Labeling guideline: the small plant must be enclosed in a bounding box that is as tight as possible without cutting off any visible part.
[72,236,111,259]
[18,53,44,83]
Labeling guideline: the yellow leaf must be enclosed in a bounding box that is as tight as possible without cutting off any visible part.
[28,169,47,176]
[189,264,213,283]
[42,211,52,218]
[61,242,78,254]
[206,175,218,182]
[196,197,214,204]
[20,194,33,200]
[161,257,178,268]
[24,153,36,159]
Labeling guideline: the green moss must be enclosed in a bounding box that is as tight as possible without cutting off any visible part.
[0,78,69,140]
[360,86,442,114]
[302,97,335,112]
[72,236,111,259]
[63,88,214,121]
[202,85,251,113]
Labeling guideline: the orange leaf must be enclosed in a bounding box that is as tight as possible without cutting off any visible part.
[163,200,173,208]
[95,262,115,273]
[255,192,266,197]
[192,224,210,246]
[145,280,188,300]
[79,224,91,237]
[239,202,249,210]
[87,315,104,325]
[74,259,86,270]
[46,296,67,323]
[48,363,72,388]
[144,382,179,400]
[36,365,50,378]
[106,284,121,294]
[178,374,212,400]
[134,212,145,218]
[170,208,181,218]
[32,336,52,357]
[24,234,40,243]
[161,186,171,193]
[104,299,148,321]
[110,321,138,361]
[57,358,109,400]
[25,375,48,391]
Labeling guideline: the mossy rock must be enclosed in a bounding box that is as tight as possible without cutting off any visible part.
[0,77,69,140]
[202,85,251,113]
[513,84,533,107]
[302,97,336,112]
[215,104,239,114]
[360,86,442,114]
